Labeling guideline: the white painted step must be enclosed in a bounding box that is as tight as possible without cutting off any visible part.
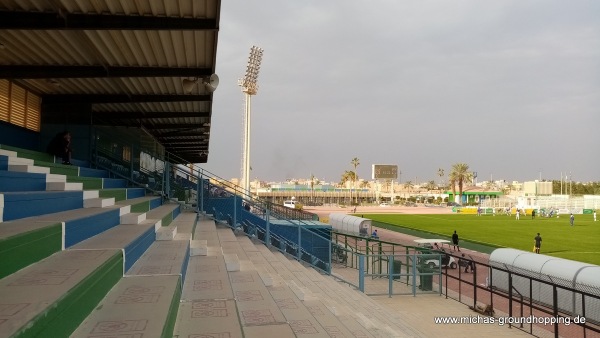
[7,157,34,165]
[0,149,18,157]
[259,272,274,287]
[83,190,99,199]
[156,226,177,240]
[174,232,192,241]
[224,253,240,272]
[120,212,146,225]
[45,173,67,183]
[46,182,83,191]
[190,239,208,256]
[84,197,115,208]
[8,164,50,174]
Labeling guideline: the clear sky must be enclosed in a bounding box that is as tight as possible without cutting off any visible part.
[202,0,600,184]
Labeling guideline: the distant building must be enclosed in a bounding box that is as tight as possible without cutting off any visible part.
[446,186,502,205]
[523,181,552,196]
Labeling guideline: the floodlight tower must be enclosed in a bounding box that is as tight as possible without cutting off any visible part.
[238,46,264,193]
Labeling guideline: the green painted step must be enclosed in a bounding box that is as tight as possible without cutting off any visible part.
[33,160,79,176]
[0,144,54,162]
[0,222,62,279]
[99,188,128,202]
[67,176,103,190]
[0,249,123,338]
[71,275,181,338]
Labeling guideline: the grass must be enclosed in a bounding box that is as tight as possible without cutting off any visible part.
[360,213,600,265]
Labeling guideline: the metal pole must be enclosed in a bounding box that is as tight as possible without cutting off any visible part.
[508,272,513,328]
[233,190,237,229]
[388,255,393,298]
[553,285,559,338]
[198,170,203,214]
[412,251,417,296]
[265,208,270,247]
[359,255,365,293]
[297,222,301,261]
[164,161,170,199]
[473,262,477,309]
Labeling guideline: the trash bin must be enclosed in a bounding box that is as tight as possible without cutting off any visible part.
[393,260,402,280]
[418,265,434,291]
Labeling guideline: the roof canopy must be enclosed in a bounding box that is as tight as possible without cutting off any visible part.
[0,0,221,163]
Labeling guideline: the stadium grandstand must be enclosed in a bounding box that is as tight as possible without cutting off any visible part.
[0,1,593,338]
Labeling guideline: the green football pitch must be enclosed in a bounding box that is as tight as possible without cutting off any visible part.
[360,213,600,266]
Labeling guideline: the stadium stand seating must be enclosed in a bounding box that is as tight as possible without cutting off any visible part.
[1,144,432,337]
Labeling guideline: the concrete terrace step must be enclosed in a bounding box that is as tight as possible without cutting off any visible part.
[71,274,181,338]
[0,146,108,179]
[264,247,421,337]
[190,239,208,256]
[100,187,146,202]
[1,190,84,222]
[0,144,90,169]
[0,170,47,192]
[156,225,177,240]
[169,212,197,234]
[46,181,83,191]
[82,190,115,208]
[46,173,67,182]
[0,249,123,338]
[175,299,244,338]
[305,267,422,337]
[181,253,234,301]
[121,212,146,224]
[5,156,34,166]
[127,236,190,277]
[0,197,164,278]
[41,211,193,337]
[7,164,50,174]
[0,148,17,158]
[145,203,181,228]
[83,197,115,208]
[70,219,159,272]
[67,176,127,190]
[0,144,54,163]
[29,159,108,178]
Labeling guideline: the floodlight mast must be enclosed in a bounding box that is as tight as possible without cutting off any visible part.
[239,45,264,194]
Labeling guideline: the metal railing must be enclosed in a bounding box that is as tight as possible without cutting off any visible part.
[89,127,330,273]
[331,230,600,338]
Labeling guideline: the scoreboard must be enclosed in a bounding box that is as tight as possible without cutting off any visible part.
[372,164,398,179]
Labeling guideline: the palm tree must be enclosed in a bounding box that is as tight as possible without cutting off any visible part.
[339,170,356,186]
[351,157,360,204]
[448,171,457,202]
[449,163,471,204]
[437,168,445,189]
